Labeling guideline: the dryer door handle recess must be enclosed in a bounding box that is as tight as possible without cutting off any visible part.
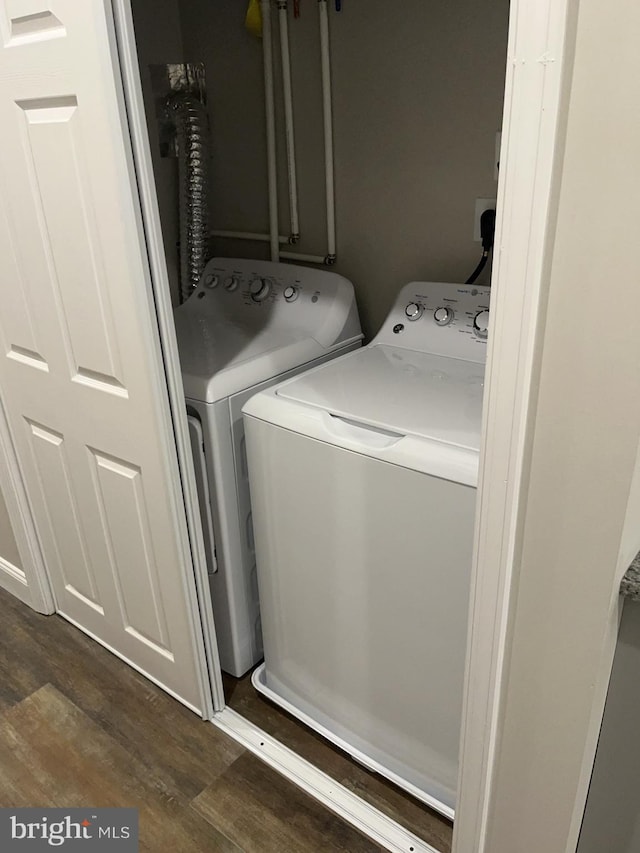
[323,412,404,449]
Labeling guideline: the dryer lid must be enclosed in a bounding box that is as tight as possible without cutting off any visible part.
[174,258,362,403]
[275,344,485,452]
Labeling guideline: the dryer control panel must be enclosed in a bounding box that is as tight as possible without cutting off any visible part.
[374,281,491,364]
[181,257,362,350]
[174,258,364,403]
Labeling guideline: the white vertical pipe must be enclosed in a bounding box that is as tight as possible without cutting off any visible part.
[318,0,336,260]
[277,1,300,240]
[261,0,280,261]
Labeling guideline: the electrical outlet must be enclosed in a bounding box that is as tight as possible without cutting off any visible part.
[474,198,496,242]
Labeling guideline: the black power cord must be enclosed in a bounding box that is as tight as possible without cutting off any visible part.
[466,208,496,285]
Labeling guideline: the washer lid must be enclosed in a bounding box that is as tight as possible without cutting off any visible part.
[276,344,485,452]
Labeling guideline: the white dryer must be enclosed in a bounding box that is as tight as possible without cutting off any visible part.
[242,280,490,818]
[175,258,362,677]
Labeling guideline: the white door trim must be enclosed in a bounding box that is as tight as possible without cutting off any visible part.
[212,707,440,853]
[0,398,54,614]
[99,0,215,716]
[111,0,225,715]
[453,1,576,850]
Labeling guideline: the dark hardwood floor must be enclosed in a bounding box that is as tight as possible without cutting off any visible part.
[0,587,387,852]
[224,672,453,853]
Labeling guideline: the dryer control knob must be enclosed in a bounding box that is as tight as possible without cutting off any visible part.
[250,277,272,302]
[224,276,239,292]
[473,310,490,338]
[204,273,219,288]
[283,285,299,302]
[434,306,454,326]
[405,302,424,321]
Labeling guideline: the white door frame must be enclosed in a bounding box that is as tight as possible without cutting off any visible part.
[112,0,610,850]
[111,0,225,714]
[458,0,640,846]
[454,0,577,849]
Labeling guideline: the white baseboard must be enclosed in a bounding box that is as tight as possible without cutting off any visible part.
[0,555,31,608]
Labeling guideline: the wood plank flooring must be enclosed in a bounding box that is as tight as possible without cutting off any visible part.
[0,587,385,852]
[225,672,453,853]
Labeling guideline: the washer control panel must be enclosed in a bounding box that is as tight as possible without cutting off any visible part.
[404,302,424,321]
[433,305,455,326]
[375,281,491,363]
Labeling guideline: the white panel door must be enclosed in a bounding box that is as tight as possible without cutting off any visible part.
[0,0,208,710]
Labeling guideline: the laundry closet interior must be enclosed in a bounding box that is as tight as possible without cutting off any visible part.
[128,0,509,847]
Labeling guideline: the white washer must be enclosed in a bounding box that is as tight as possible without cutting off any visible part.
[242,280,490,818]
[175,258,362,677]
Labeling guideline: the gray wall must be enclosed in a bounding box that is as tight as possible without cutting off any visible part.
[131,0,185,304]
[178,1,509,337]
[579,602,640,853]
[0,486,21,570]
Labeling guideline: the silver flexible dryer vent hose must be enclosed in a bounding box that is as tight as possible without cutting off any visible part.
[168,93,211,302]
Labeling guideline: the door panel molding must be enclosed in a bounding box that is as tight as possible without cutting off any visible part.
[0,0,210,711]
[2,8,66,46]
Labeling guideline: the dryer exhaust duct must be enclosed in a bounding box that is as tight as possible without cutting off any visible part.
[152,62,211,302]
[168,92,211,302]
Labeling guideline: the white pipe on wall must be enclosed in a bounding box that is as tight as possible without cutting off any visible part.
[280,251,329,264]
[318,0,336,261]
[212,229,290,244]
[222,0,334,268]
[277,1,300,241]
[261,0,280,262]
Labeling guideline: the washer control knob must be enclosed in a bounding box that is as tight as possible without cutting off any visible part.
[249,277,272,302]
[204,273,219,288]
[224,276,239,292]
[404,302,424,321]
[433,306,454,326]
[283,285,299,303]
[473,310,490,338]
